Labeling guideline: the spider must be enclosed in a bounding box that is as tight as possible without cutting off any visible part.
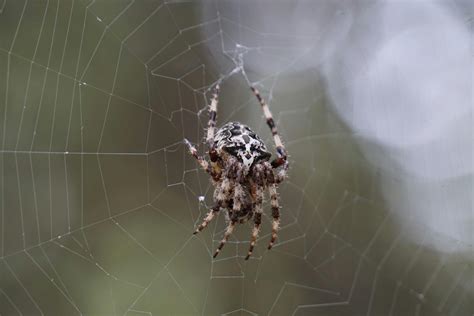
[184,84,288,260]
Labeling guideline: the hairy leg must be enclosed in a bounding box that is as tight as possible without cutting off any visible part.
[274,160,289,183]
[184,139,220,180]
[213,219,236,258]
[250,86,288,169]
[213,181,244,258]
[193,204,220,234]
[263,160,288,184]
[267,184,280,250]
[245,186,264,260]
[206,84,220,162]
[193,179,231,234]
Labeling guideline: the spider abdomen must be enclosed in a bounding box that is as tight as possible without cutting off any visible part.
[214,122,271,168]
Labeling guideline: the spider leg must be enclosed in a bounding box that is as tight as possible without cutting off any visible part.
[213,182,244,258]
[267,184,280,250]
[193,204,220,234]
[245,186,264,260]
[194,178,231,234]
[184,138,220,180]
[206,84,220,162]
[213,219,236,258]
[250,87,288,169]
[273,160,289,183]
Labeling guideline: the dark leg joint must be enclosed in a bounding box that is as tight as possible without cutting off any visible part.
[271,157,285,168]
[266,118,275,129]
[276,147,286,158]
[254,213,262,225]
[250,87,263,103]
[209,111,217,121]
[209,148,218,162]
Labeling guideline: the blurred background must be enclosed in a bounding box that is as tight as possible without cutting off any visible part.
[0,0,472,315]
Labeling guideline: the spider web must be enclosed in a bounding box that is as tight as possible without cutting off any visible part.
[0,0,472,315]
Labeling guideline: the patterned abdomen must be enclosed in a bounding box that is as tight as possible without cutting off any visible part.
[214,122,271,168]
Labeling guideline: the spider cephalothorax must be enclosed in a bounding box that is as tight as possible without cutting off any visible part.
[185,84,288,260]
